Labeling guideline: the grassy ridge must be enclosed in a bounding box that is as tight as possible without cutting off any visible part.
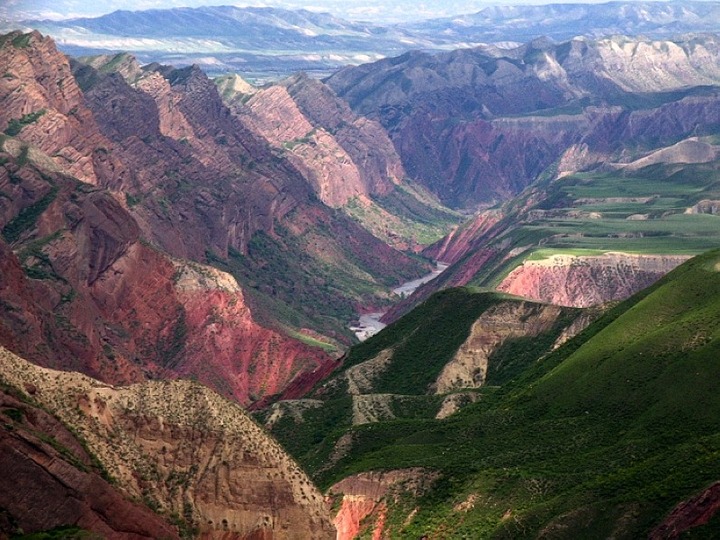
[305,250,720,537]
[339,288,502,395]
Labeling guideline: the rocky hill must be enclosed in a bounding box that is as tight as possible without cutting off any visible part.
[327,34,720,208]
[0,346,335,538]
[218,71,460,250]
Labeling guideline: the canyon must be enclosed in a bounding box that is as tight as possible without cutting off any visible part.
[0,30,438,409]
[1,20,720,539]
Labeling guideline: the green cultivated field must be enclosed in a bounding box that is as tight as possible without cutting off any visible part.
[455,159,720,287]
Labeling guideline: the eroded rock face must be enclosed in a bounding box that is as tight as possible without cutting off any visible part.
[0,348,336,539]
[423,210,502,264]
[650,481,720,539]
[0,386,179,539]
[0,152,333,406]
[434,301,565,393]
[497,253,691,307]
[1,31,426,407]
[0,31,121,185]
[223,73,403,209]
[239,85,367,208]
[328,469,438,540]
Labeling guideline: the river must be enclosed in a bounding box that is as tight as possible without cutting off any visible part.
[349,262,449,341]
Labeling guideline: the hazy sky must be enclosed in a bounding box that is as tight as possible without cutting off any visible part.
[2,0,707,24]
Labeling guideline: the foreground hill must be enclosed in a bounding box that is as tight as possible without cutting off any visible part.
[0,346,335,538]
[260,250,720,538]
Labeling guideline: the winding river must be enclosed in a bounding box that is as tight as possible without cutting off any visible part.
[349,262,449,341]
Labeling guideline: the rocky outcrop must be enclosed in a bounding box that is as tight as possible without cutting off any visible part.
[434,301,565,393]
[0,31,121,185]
[0,347,336,539]
[497,252,691,307]
[328,469,439,540]
[223,73,404,209]
[622,138,719,170]
[650,481,720,539]
[686,199,720,215]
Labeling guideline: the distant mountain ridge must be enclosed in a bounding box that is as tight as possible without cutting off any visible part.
[14,1,720,78]
[327,33,720,207]
[407,1,720,42]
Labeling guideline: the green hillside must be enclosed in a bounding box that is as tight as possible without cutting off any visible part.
[269,250,720,537]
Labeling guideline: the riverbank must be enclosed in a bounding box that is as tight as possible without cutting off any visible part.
[349,262,448,341]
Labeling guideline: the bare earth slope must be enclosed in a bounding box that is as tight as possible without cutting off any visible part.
[0,346,335,539]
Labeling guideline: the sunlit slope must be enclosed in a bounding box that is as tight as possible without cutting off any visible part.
[311,250,720,538]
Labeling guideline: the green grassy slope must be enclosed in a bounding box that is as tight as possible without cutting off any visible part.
[344,182,463,248]
[297,250,720,538]
[258,289,584,484]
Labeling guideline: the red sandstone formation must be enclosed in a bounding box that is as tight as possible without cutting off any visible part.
[497,252,690,307]
[651,481,720,539]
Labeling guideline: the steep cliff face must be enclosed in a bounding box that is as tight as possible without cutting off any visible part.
[282,74,404,198]
[237,84,368,208]
[0,128,333,406]
[73,48,429,338]
[497,253,691,307]
[0,385,179,539]
[0,347,336,539]
[328,469,438,540]
[0,31,113,186]
[218,71,459,252]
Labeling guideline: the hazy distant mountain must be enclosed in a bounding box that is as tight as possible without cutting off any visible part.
[407,1,720,43]
[20,5,430,79]
[15,1,720,79]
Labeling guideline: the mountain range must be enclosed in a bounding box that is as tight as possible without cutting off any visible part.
[10,1,720,79]
[1,13,720,538]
